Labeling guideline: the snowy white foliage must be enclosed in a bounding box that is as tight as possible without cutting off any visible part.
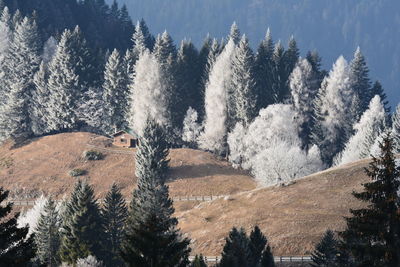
[42,36,57,65]
[31,62,50,135]
[129,50,170,136]
[228,104,323,185]
[198,40,235,154]
[77,88,104,130]
[335,95,386,165]
[391,104,400,153]
[17,195,48,236]
[0,7,10,63]
[181,107,202,147]
[76,255,103,267]
[227,122,247,168]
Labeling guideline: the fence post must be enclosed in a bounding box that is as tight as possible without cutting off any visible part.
[280,256,282,263]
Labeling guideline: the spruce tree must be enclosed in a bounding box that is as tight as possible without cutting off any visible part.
[101,183,127,267]
[0,187,35,266]
[31,61,50,135]
[34,197,61,267]
[102,49,129,134]
[306,50,327,90]
[229,35,256,129]
[219,227,251,267]
[254,29,274,111]
[121,119,191,267]
[228,22,241,45]
[271,41,286,103]
[392,104,400,153]
[0,16,40,140]
[370,80,390,113]
[191,254,207,267]
[248,226,267,266]
[46,29,79,132]
[310,230,339,267]
[340,134,400,266]
[59,180,104,265]
[259,247,275,267]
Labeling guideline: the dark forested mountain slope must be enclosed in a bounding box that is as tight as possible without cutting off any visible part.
[115,0,400,107]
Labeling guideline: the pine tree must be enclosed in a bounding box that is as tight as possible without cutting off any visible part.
[271,41,286,103]
[248,226,267,266]
[34,197,61,267]
[370,80,390,113]
[340,134,400,266]
[228,22,241,44]
[121,118,191,267]
[349,47,372,114]
[392,104,400,153]
[191,254,207,267]
[284,36,300,83]
[31,61,50,135]
[289,58,319,149]
[259,247,275,267]
[306,50,327,90]
[59,180,104,264]
[310,230,339,267]
[229,35,256,129]
[0,187,35,266]
[254,28,274,111]
[0,16,40,140]
[46,29,79,132]
[219,227,251,267]
[0,7,11,107]
[101,183,128,267]
[102,49,129,134]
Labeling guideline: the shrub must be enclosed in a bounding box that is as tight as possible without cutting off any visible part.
[83,150,104,161]
[69,169,87,177]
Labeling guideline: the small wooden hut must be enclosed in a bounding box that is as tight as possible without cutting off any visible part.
[112,131,139,148]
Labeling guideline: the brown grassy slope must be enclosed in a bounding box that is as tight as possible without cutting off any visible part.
[177,159,372,256]
[0,132,255,199]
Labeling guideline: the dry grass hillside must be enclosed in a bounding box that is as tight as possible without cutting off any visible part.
[0,132,255,199]
[0,132,376,257]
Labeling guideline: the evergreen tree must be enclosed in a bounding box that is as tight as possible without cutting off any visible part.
[101,183,128,267]
[102,49,129,134]
[46,29,79,132]
[34,197,61,267]
[0,187,35,266]
[310,230,339,267]
[248,226,267,266]
[370,80,390,113]
[289,58,319,149]
[0,16,40,140]
[218,227,251,267]
[59,180,103,264]
[271,41,286,103]
[31,61,50,135]
[392,104,400,153]
[197,35,212,119]
[340,134,400,266]
[121,118,191,267]
[254,28,274,111]
[191,254,207,267]
[284,36,300,83]
[228,21,241,44]
[229,35,256,128]
[259,247,275,267]
[306,50,327,90]
[349,47,372,115]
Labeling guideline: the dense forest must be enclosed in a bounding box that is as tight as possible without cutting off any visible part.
[115,0,400,108]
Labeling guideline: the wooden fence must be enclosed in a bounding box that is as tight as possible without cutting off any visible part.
[188,255,312,264]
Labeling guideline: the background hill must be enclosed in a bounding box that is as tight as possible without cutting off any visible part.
[114,0,400,107]
[0,132,372,256]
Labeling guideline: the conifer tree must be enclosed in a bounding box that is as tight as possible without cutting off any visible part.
[229,35,256,128]
[310,230,339,267]
[284,36,300,81]
[340,134,400,266]
[392,104,400,153]
[101,183,127,267]
[306,50,326,90]
[349,47,372,115]
[271,41,286,103]
[370,80,390,113]
[46,29,79,132]
[0,7,11,107]
[11,9,22,31]
[191,254,207,267]
[254,29,274,111]
[229,22,241,44]
[219,227,251,267]
[59,180,103,264]
[121,119,191,267]
[34,197,61,267]
[248,226,267,266]
[0,187,35,265]
[197,36,213,119]
[0,16,40,140]
[31,61,50,135]
[259,247,275,267]
[102,49,129,134]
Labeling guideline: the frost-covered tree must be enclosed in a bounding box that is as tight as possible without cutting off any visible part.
[334,95,386,165]
[17,195,48,237]
[0,6,10,63]
[370,80,390,113]
[392,104,400,153]
[227,122,247,168]
[182,107,202,148]
[198,40,235,155]
[34,198,61,267]
[229,21,241,44]
[312,56,357,165]
[254,28,274,111]
[42,36,57,65]
[230,35,256,128]
[31,62,50,135]
[77,87,104,132]
[349,47,372,114]
[129,50,170,136]
[76,255,104,267]
[102,49,129,134]
[289,58,318,148]
[0,187,35,266]
[46,29,79,132]
[0,16,40,140]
